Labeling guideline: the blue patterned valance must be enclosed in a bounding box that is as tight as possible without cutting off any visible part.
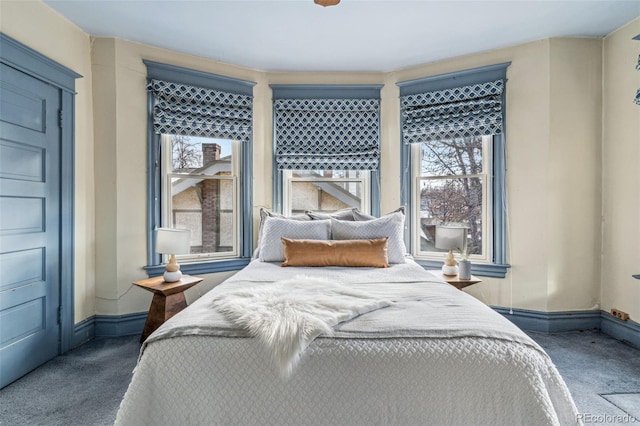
[400,79,504,143]
[274,98,380,170]
[147,79,253,142]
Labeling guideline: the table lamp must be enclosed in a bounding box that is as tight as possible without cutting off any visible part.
[155,227,191,282]
[435,226,467,276]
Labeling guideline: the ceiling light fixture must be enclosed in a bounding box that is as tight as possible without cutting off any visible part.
[314,0,340,7]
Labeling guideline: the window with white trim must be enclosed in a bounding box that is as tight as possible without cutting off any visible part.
[282,170,370,216]
[412,135,492,261]
[161,135,239,260]
[399,63,510,277]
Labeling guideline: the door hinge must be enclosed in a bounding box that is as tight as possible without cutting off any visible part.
[58,109,64,128]
[57,306,62,324]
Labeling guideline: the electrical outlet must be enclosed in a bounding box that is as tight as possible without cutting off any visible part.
[610,309,629,321]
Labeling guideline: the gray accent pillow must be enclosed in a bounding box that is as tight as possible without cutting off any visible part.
[330,211,406,263]
[259,217,331,262]
[352,206,405,221]
[254,208,311,259]
[306,208,357,221]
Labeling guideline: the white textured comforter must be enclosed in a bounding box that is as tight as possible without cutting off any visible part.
[116,260,580,426]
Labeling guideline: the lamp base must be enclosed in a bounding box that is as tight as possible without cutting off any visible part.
[442,264,459,276]
[163,270,182,283]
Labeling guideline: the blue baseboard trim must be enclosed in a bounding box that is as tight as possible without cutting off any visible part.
[95,312,147,337]
[493,307,640,348]
[492,307,602,333]
[72,312,147,347]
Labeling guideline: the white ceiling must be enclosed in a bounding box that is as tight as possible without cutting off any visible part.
[43,0,640,72]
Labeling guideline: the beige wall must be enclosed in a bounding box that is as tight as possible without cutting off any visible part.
[547,38,603,311]
[0,0,96,322]
[2,0,633,323]
[602,18,640,321]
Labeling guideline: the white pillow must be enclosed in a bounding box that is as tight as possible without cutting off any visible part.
[330,211,406,263]
[259,217,331,262]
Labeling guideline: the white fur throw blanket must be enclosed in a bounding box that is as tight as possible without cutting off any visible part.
[212,275,391,376]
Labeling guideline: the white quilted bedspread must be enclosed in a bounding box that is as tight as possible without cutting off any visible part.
[115,260,580,426]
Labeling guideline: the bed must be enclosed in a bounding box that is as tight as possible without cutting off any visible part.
[116,210,580,425]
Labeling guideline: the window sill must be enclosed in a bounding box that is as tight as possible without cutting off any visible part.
[411,258,510,278]
[144,257,251,278]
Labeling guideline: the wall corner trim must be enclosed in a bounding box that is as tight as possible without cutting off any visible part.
[600,313,640,349]
[71,316,96,349]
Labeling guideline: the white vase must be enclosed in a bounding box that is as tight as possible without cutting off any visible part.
[442,264,458,276]
[163,270,182,283]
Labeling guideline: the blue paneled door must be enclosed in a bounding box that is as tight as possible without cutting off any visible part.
[0,63,62,388]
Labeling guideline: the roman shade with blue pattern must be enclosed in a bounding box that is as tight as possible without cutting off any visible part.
[147,79,253,143]
[400,79,504,144]
[273,97,380,170]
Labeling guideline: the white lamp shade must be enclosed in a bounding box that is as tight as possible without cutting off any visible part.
[435,226,467,251]
[155,228,191,255]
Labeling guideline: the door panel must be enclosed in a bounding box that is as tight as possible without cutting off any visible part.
[0,82,46,132]
[0,140,45,182]
[0,196,45,234]
[0,248,45,291]
[0,63,61,388]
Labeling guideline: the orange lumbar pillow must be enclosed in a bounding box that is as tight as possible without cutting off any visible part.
[281,237,389,268]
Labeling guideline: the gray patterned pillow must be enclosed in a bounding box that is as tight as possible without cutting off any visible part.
[306,208,357,221]
[259,217,331,262]
[352,206,405,221]
[254,208,311,259]
[330,211,406,263]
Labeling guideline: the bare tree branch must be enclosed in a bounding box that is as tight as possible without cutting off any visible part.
[171,135,202,170]
[419,136,485,255]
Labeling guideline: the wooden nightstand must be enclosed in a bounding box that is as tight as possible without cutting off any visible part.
[438,273,482,290]
[133,275,203,342]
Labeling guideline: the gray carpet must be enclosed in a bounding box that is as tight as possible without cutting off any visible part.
[0,330,638,425]
[527,330,640,425]
[0,336,140,426]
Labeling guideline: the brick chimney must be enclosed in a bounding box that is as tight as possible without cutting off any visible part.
[202,143,221,165]
[200,142,222,253]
